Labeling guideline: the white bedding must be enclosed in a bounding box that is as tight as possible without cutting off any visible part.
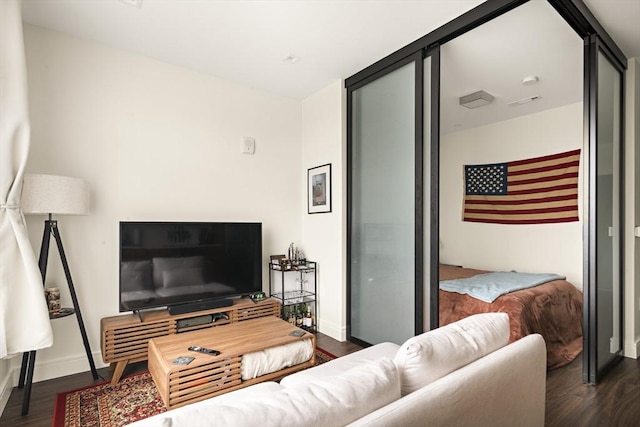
[439,271,565,302]
[241,338,314,380]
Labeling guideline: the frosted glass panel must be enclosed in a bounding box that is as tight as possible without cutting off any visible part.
[596,50,621,371]
[351,62,415,344]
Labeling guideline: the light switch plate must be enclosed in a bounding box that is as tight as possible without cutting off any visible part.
[242,137,255,154]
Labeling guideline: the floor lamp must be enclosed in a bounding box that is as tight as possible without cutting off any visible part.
[19,174,99,416]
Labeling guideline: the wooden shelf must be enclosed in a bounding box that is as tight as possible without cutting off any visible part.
[100,298,279,385]
[49,308,75,319]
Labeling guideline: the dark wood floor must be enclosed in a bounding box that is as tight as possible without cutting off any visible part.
[2,334,639,426]
[545,354,640,426]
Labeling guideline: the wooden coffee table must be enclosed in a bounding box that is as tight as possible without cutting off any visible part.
[148,316,315,409]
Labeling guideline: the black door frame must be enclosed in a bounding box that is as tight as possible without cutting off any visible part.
[345,0,628,357]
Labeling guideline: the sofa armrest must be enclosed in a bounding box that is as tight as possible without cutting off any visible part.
[349,334,546,427]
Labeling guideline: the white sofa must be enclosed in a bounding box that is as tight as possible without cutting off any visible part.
[128,313,547,427]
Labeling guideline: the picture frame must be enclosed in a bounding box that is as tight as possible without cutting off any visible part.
[307,163,332,214]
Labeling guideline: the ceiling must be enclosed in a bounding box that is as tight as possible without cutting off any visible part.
[440,0,584,134]
[20,0,640,132]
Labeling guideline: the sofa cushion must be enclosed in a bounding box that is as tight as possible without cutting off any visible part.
[281,342,400,387]
[125,382,285,427]
[134,357,400,427]
[350,334,546,427]
[394,312,510,396]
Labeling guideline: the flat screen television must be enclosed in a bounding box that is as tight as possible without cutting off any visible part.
[119,221,262,313]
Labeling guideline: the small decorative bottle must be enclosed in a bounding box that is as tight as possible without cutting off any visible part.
[296,305,303,328]
[304,305,312,329]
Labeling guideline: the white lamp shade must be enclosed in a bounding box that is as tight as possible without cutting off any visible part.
[21,174,90,215]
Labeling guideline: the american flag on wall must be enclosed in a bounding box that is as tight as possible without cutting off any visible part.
[463,149,581,225]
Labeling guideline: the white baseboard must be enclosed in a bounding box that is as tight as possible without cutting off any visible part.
[10,350,108,385]
[624,339,640,359]
[0,367,12,418]
[317,319,347,342]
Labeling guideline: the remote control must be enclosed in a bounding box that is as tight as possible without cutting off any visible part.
[188,346,220,356]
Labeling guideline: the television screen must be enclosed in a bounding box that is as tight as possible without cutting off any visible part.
[119,221,262,312]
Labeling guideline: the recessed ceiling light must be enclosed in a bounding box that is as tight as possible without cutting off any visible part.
[284,54,301,64]
[119,0,143,8]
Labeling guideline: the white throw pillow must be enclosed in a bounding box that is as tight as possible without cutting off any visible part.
[152,357,400,427]
[394,312,510,396]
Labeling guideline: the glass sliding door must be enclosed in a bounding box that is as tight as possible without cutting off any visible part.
[342,0,629,386]
[349,57,419,345]
[584,35,624,384]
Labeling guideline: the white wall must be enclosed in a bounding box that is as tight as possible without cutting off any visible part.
[15,24,303,383]
[301,80,346,340]
[440,102,584,288]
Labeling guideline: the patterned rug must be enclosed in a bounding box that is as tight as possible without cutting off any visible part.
[53,348,337,427]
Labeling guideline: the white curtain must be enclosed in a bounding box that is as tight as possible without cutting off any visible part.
[0,0,52,359]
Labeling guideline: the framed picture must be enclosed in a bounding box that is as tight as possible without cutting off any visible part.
[307,163,332,214]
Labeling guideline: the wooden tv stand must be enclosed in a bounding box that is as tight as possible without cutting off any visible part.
[100,298,279,385]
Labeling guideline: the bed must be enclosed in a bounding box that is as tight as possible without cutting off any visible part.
[439,264,583,370]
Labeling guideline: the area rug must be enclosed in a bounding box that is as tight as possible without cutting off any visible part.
[53,348,336,427]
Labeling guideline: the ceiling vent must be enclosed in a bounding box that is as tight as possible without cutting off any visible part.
[507,95,541,106]
[459,90,494,109]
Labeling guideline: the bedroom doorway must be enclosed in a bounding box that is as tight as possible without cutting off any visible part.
[345,0,627,383]
[438,0,585,372]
